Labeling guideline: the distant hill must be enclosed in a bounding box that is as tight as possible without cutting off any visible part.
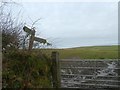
[42,45,119,59]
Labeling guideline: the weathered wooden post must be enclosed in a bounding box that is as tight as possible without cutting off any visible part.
[23,26,35,51]
[23,26,51,51]
[28,29,35,51]
[51,51,61,88]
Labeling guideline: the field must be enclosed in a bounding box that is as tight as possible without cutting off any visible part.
[38,45,119,59]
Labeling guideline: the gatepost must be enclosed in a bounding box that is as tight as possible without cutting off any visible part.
[51,51,61,88]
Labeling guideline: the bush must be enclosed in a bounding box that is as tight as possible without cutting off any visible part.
[2,50,52,88]
[0,1,23,52]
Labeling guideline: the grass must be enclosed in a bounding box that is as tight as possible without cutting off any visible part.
[39,45,119,59]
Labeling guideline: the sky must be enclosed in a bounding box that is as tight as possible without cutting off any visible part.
[3,0,118,48]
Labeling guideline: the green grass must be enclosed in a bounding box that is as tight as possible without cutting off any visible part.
[40,45,119,59]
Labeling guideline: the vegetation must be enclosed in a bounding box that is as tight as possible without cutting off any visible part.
[1,2,23,52]
[1,1,53,88]
[2,50,52,88]
[42,45,119,59]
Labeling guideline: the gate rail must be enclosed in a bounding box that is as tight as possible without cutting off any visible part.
[59,59,120,89]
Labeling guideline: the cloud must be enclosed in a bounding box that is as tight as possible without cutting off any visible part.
[11,2,118,48]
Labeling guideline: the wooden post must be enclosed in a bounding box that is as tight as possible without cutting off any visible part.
[51,51,61,88]
[28,29,35,51]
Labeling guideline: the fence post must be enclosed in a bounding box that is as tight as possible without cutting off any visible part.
[51,51,61,88]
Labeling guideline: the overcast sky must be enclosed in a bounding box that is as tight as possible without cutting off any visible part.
[6,0,118,48]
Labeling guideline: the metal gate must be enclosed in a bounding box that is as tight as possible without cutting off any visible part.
[60,59,120,89]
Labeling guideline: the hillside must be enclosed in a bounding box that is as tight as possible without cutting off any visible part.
[41,45,119,59]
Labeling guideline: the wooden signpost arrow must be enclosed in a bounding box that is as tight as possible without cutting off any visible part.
[34,37,47,44]
[23,26,35,35]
